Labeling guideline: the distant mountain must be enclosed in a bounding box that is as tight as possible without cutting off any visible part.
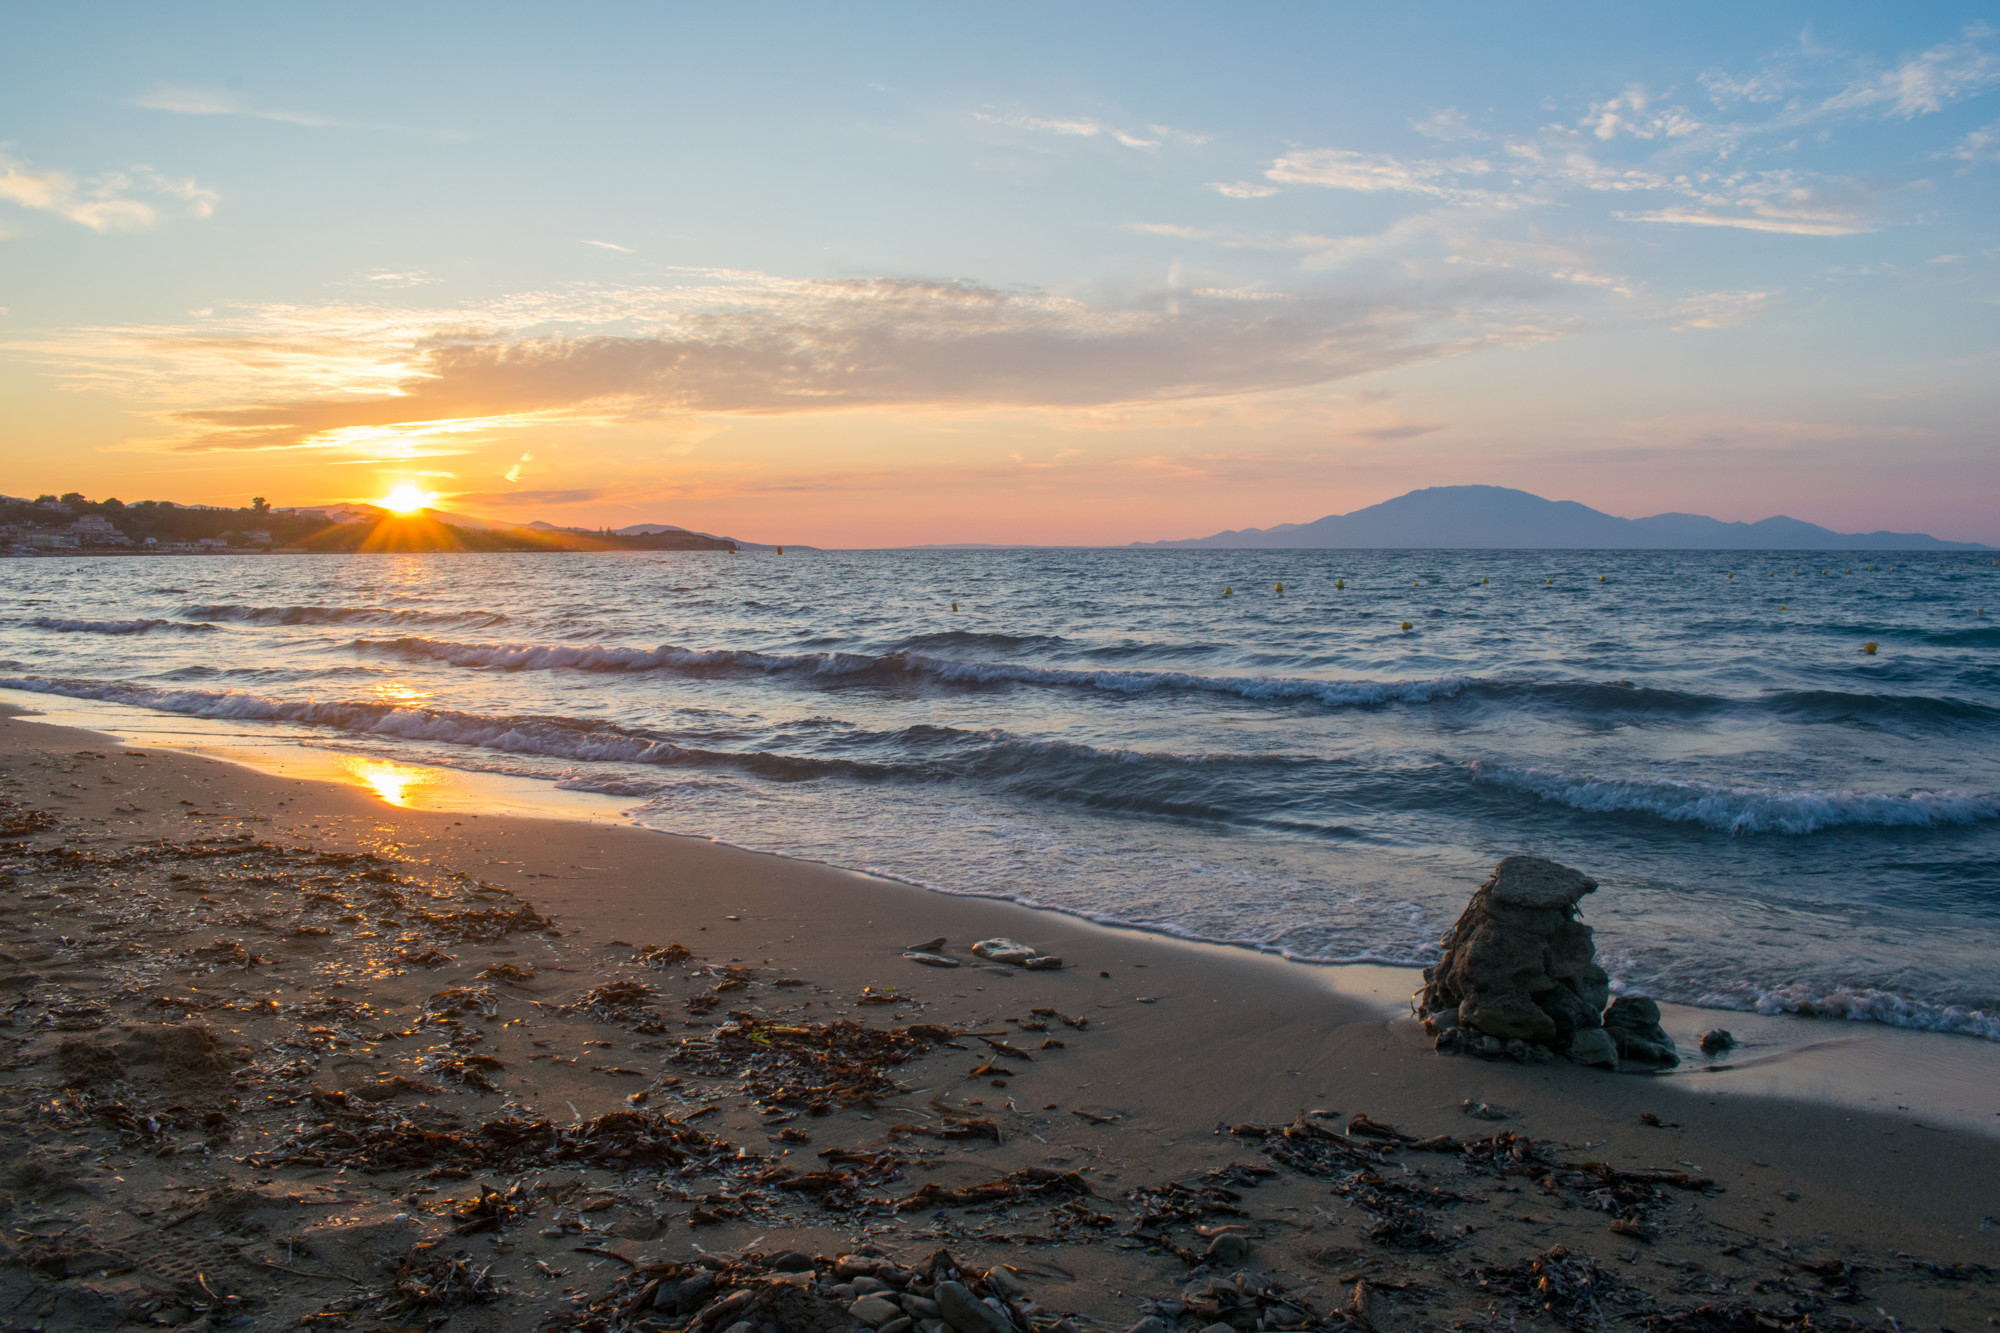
[1138,486,1990,550]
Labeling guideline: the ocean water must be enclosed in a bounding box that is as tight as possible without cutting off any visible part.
[3,548,1997,1039]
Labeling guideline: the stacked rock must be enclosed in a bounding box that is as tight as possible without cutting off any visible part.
[1413,855,1677,1070]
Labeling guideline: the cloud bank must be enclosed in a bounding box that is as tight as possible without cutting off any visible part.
[24,270,1564,453]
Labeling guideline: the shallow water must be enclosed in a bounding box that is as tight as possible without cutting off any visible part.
[3,547,1996,1037]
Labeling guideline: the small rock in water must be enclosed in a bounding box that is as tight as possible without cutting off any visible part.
[1022,954,1063,970]
[1698,1028,1736,1055]
[1461,1099,1513,1120]
[907,936,947,952]
[903,951,960,968]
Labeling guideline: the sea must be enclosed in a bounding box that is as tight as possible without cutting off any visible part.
[3,547,1996,1040]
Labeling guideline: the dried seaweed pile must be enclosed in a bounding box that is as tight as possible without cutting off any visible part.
[544,1245,1067,1333]
[250,1094,750,1176]
[667,1014,956,1115]
[1142,1271,1361,1332]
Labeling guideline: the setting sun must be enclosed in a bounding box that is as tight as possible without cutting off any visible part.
[378,483,436,515]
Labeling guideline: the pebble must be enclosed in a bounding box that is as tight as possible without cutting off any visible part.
[849,1294,904,1326]
[1698,1028,1735,1055]
[903,951,960,968]
[935,1282,1012,1333]
[1204,1233,1252,1263]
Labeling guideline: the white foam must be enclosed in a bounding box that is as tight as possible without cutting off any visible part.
[1471,761,2000,834]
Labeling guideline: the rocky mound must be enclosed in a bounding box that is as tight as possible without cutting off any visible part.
[1413,856,1676,1070]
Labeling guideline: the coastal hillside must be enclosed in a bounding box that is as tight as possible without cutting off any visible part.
[0,493,737,554]
[1140,485,1991,550]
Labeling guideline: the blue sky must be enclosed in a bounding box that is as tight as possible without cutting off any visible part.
[3,2,1997,545]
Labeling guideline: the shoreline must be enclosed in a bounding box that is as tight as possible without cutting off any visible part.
[10,685,2000,1110]
[1,702,1996,1328]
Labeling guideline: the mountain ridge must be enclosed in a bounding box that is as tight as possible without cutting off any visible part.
[1136,486,1990,550]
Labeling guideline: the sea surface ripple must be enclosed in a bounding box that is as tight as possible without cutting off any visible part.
[3,547,1996,1038]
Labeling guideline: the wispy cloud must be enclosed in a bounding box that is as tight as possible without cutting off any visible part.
[1671,289,1774,329]
[0,151,216,233]
[584,239,635,252]
[1411,108,1483,141]
[975,111,1210,150]
[134,84,349,128]
[1210,181,1278,198]
[1819,30,1999,119]
[1126,222,1214,239]
[1266,147,1486,197]
[1620,175,1881,236]
[131,83,461,138]
[18,269,1559,453]
[1945,120,2000,163]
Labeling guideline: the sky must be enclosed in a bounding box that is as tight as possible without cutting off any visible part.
[3,2,1999,547]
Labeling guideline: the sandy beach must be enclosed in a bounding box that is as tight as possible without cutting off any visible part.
[1,702,1995,1332]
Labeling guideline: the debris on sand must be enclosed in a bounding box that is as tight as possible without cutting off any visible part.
[666,1014,953,1114]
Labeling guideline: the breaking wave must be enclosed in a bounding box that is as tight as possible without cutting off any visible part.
[1471,761,2000,834]
[30,617,214,635]
[182,603,509,629]
[346,634,1472,709]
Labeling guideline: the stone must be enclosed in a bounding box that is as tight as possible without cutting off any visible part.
[879,1320,914,1333]
[1459,991,1557,1043]
[1567,1028,1618,1068]
[1022,955,1063,970]
[1203,1233,1251,1263]
[982,1268,1029,1301]
[1603,996,1678,1068]
[1418,855,1617,1057]
[1698,1028,1735,1056]
[1536,981,1602,1045]
[934,1282,1013,1333]
[970,938,1037,965]
[849,1296,904,1327]
[903,951,960,968]
[1487,855,1598,909]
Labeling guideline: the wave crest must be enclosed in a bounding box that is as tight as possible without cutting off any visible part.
[182,603,509,628]
[346,634,1472,709]
[30,617,213,635]
[1471,760,2000,834]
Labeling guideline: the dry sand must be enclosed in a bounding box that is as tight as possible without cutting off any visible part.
[0,704,1994,1332]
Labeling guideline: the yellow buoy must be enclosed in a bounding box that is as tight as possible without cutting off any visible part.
[1335,578,1344,590]
[1400,621,1412,631]
[1275,582,1283,596]
[1779,604,1787,610]
[1863,642,1878,655]
[1480,577,1487,585]
[1846,568,1852,574]
[951,602,958,612]
[776,546,783,554]
[1223,586,1232,595]
[1412,580,1419,587]
[1546,578,1553,584]
[1726,572,1733,579]
[1599,575,1606,583]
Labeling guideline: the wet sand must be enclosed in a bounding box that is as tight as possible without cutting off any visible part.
[1,704,1995,1331]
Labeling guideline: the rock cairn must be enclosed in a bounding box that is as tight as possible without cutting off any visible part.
[1413,855,1677,1069]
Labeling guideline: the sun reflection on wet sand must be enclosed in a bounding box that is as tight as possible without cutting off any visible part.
[343,756,438,807]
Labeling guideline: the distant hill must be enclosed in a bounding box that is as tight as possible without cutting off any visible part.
[1137,486,1990,550]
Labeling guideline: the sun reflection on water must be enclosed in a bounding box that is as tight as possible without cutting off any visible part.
[343,756,438,807]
